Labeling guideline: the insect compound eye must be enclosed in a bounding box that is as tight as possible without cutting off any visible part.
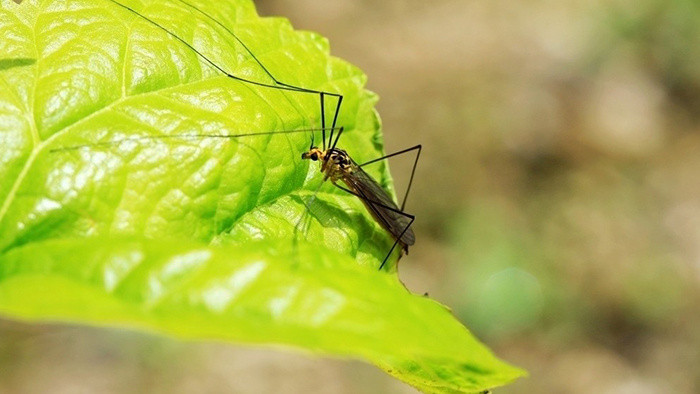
[310,153,318,161]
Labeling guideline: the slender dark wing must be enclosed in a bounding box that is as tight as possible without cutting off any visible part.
[342,163,415,247]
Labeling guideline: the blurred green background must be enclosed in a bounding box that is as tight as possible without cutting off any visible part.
[2,0,699,392]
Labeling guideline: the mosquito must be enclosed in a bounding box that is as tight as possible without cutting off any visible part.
[55,0,422,269]
[301,128,420,269]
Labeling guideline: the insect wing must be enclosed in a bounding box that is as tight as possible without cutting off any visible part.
[344,164,415,247]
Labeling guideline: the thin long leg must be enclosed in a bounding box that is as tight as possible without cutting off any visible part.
[49,127,339,153]
[173,0,277,84]
[350,183,415,270]
[378,215,414,270]
[106,0,345,116]
[328,95,343,147]
[333,183,416,270]
[172,0,346,99]
[320,93,326,149]
[331,126,345,150]
[171,0,344,102]
[107,0,293,93]
[359,144,421,211]
[333,184,413,217]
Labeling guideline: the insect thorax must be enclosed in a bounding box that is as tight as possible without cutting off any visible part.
[323,148,353,181]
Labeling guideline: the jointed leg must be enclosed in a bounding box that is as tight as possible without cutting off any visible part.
[359,145,421,210]
[332,183,416,270]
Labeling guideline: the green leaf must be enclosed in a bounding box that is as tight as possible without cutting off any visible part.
[0,0,525,392]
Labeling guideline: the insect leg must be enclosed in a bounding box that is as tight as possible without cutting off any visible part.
[331,125,345,150]
[359,144,421,211]
[48,127,337,153]
[172,0,278,83]
[332,183,416,270]
[328,95,343,148]
[378,213,414,270]
[320,93,326,149]
[106,0,335,96]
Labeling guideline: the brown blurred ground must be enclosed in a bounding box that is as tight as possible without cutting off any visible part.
[2,0,699,392]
